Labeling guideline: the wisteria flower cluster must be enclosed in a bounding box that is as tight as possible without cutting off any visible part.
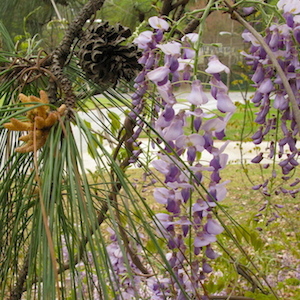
[104,16,236,299]
[242,0,300,199]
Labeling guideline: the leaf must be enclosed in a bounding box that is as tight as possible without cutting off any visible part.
[107,110,121,135]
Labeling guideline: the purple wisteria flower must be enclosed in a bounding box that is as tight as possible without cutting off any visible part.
[148,16,170,31]
[205,55,230,74]
[241,1,300,218]
[187,80,209,105]
[149,48,232,298]
[130,15,235,299]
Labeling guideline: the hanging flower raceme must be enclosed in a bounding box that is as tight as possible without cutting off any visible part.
[99,15,236,299]
[126,16,235,299]
[241,2,300,218]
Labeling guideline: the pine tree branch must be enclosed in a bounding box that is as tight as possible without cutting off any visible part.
[182,11,204,34]
[58,114,144,274]
[9,253,29,300]
[50,0,106,109]
[160,0,190,17]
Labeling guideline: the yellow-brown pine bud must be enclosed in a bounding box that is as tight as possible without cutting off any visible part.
[57,104,67,116]
[19,94,31,104]
[16,131,48,153]
[19,132,33,142]
[4,118,34,131]
[39,90,49,104]
[34,116,45,129]
[44,112,58,128]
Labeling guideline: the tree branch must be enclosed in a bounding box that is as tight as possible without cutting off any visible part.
[50,0,106,109]
[9,254,29,300]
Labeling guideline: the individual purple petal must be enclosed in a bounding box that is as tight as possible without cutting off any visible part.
[268,141,275,159]
[157,81,176,105]
[252,91,263,104]
[183,69,191,80]
[275,204,284,208]
[181,188,191,203]
[192,200,209,212]
[187,146,196,164]
[165,165,180,183]
[145,52,155,68]
[251,152,264,163]
[269,28,280,48]
[157,75,169,86]
[211,170,221,183]
[169,58,179,73]
[157,42,181,56]
[205,55,230,74]
[285,12,295,27]
[194,247,201,255]
[181,33,199,43]
[194,232,217,247]
[258,78,273,94]
[162,106,175,122]
[205,245,219,259]
[251,63,264,83]
[242,31,260,46]
[194,117,202,132]
[210,157,222,170]
[203,132,214,152]
[148,16,169,30]
[133,31,153,49]
[202,260,213,273]
[215,129,226,140]
[147,66,170,83]
[182,224,189,237]
[154,29,164,43]
[134,70,146,83]
[216,92,236,113]
[210,76,228,99]
[162,115,185,141]
[213,181,229,202]
[152,159,170,175]
[274,92,289,110]
[294,25,300,43]
[166,198,180,214]
[242,6,255,16]
[187,80,209,105]
[154,187,170,204]
[205,218,224,235]
[290,178,300,187]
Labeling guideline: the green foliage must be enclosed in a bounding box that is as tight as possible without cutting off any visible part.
[99,0,155,31]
